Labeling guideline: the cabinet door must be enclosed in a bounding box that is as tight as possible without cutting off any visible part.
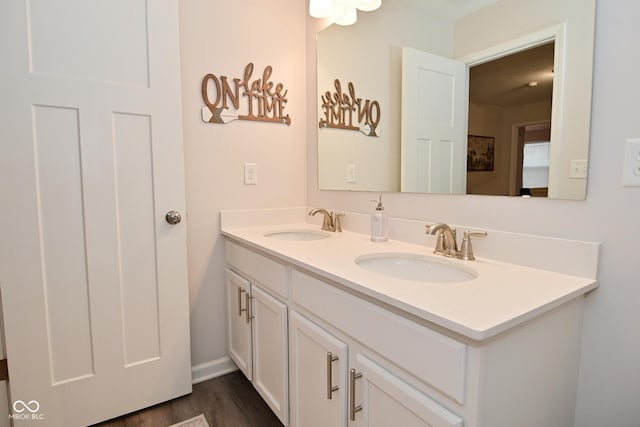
[226,268,252,380]
[290,311,348,427]
[252,284,289,425]
[350,354,463,427]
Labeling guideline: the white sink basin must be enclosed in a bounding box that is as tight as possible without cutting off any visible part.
[264,229,331,241]
[355,252,477,283]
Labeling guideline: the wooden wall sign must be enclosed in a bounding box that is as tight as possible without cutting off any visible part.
[318,79,380,137]
[201,63,291,126]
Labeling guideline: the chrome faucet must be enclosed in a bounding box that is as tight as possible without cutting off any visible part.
[426,223,487,260]
[309,208,344,232]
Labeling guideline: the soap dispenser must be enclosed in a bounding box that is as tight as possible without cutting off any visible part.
[370,194,389,242]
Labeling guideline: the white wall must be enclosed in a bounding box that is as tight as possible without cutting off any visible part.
[177,0,639,423]
[308,0,640,425]
[179,0,307,378]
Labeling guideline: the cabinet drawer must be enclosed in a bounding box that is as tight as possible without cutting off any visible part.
[292,270,467,404]
[225,240,288,298]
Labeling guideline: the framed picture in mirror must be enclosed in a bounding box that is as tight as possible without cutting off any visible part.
[467,135,495,172]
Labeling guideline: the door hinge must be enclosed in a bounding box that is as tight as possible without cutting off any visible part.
[0,359,7,382]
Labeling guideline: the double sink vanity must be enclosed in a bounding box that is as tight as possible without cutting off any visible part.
[221,207,599,427]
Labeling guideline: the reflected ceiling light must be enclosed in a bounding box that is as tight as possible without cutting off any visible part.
[309,0,382,25]
[335,8,358,26]
[356,0,382,11]
[310,0,334,18]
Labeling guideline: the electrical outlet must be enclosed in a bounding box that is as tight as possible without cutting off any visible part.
[623,139,640,187]
[244,162,257,185]
[347,164,357,183]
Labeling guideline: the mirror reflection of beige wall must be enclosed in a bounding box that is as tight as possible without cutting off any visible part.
[317,0,595,200]
[455,0,595,199]
[317,1,454,192]
[468,100,552,196]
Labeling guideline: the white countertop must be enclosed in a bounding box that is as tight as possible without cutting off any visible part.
[221,221,598,341]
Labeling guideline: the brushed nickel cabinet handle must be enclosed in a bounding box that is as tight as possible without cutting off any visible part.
[326,352,339,399]
[246,294,254,324]
[349,368,363,421]
[237,288,246,317]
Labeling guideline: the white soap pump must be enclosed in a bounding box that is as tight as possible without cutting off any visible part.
[370,194,389,242]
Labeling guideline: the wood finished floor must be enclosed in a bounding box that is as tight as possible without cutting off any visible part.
[93,371,283,427]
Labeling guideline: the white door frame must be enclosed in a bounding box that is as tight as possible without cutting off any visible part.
[458,24,567,198]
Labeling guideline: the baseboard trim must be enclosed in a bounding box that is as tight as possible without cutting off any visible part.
[191,356,238,385]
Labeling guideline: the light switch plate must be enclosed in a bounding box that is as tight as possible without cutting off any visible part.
[244,162,257,185]
[623,139,640,187]
[347,164,357,183]
[569,159,588,179]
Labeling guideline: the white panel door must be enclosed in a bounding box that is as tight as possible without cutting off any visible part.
[401,47,468,194]
[0,1,191,425]
[290,311,348,427]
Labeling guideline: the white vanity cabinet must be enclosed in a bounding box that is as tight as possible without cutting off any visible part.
[288,267,587,427]
[225,242,289,425]
[224,235,591,427]
[290,309,463,427]
[290,269,464,427]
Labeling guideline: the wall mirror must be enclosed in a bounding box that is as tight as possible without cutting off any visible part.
[316,0,595,200]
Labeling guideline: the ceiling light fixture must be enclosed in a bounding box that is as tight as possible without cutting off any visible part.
[310,0,382,26]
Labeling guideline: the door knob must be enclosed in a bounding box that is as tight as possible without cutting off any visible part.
[165,210,182,225]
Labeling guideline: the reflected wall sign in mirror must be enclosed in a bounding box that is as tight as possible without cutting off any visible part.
[316,0,596,200]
